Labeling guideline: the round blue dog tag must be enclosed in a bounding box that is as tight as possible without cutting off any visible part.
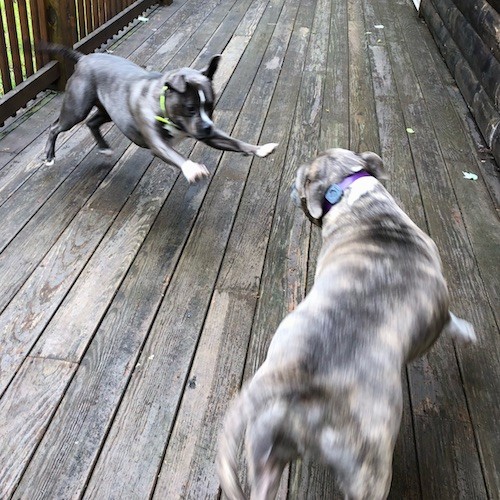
[325,184,343,205]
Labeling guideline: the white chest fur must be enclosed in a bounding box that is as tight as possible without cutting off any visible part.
[347,176,379,205]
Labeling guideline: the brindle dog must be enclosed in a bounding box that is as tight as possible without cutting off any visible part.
[217,148,476,500]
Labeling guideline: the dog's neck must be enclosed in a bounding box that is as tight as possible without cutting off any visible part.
[322,171,372,216]
[155,85,181,135]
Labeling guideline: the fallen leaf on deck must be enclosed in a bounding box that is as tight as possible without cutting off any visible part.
[462,171,478,181]
[406,127,415,134]
[138,16,149,22]
[374,24,385,29]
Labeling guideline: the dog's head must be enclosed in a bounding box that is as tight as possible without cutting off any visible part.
[291,148,387,226]
[164,55,221,139]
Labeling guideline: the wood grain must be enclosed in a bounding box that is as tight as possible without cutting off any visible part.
[153,0,305,495]
[374,0,491,497]
[0,356,76,498]
[0,0,496,497]
[83,1,289,497]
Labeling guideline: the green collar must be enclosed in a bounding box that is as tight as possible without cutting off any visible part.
[155,86,174,127]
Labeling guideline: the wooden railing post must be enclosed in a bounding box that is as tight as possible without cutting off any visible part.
[44,0,78,89]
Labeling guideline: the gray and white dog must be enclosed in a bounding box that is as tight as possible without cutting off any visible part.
[43,45,278,183]
[217,148,476,499]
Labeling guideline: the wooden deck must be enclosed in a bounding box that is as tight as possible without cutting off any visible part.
[0,0,499,498]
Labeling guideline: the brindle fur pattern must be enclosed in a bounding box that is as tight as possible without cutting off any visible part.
[217,148,476,500]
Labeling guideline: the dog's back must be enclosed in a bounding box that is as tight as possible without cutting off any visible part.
[218,149,476,499]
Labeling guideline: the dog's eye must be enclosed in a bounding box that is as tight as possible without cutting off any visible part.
[185,105,197,116]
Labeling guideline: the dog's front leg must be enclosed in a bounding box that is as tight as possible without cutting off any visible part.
[144,128,209,183]
[204,128,278,158]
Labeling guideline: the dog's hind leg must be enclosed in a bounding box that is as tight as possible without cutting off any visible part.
[443,312,477,345]
[321,427,393,500]
[45,105,95,165]
[87,107,113,155]
[245,405,292,500]
[45,77,96,165]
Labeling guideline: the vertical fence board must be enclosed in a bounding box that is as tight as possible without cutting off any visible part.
[34,0,50,65]
[92,0,99,32]
[1,0,162,122]
[84,0,93,35]
[18,0,34,77]
[0,7,12,94]
[76,0,87,39]
[30,0,43,68]
[4,1,23,84]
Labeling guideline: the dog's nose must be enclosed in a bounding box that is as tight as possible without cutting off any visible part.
[198,122,213,138]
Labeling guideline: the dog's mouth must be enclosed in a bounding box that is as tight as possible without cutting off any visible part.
[290,185,322,227]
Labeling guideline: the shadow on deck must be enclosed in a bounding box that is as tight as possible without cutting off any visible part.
[0,0,498,498]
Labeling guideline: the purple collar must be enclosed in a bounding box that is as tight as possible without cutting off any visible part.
[322,171,372,215]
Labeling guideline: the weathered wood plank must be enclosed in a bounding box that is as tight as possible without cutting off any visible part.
[0,133,125,312]
[0,0,226,306]
[347,0,379,153]
[362,0,424,496]
[392,0,500,495]
[7,2,254,494]
[401,0,500,325]
[10,169,181,498]
[374,1,492,497]
[0,122,114,250]
[130,0,225,70]
[0,0,197,206]
[82,2,289,497]
[0,146,163,395]
[0,357,76,498]
[28,159,174,363]
[152,0,305,495]
[0,94,56,164]
[319,0,349,150]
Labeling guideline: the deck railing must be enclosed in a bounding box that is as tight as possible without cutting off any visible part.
[0,0,170,126]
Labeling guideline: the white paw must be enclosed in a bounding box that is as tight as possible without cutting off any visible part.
[45,159,55,166]
[99,148,114,156]
[255,142,278,158]
[181,160,210,183]
[447,312,477,345]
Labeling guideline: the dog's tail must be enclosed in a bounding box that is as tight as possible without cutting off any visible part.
[38,42,84,63]
[217,367,328,499]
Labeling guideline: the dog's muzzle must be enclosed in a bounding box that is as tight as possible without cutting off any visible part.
[195,122,214,140]
[290,185,322,227]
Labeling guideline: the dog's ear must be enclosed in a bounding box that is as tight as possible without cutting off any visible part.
[166,73,187,93]
[305,180,325,220]
[356,151,388,180]
[202,54,221,80]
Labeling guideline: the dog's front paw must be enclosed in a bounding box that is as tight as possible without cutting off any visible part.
[181,160,210,183]
[99,148,114,157]
[45,158,55,166]
[255,142,278,158]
